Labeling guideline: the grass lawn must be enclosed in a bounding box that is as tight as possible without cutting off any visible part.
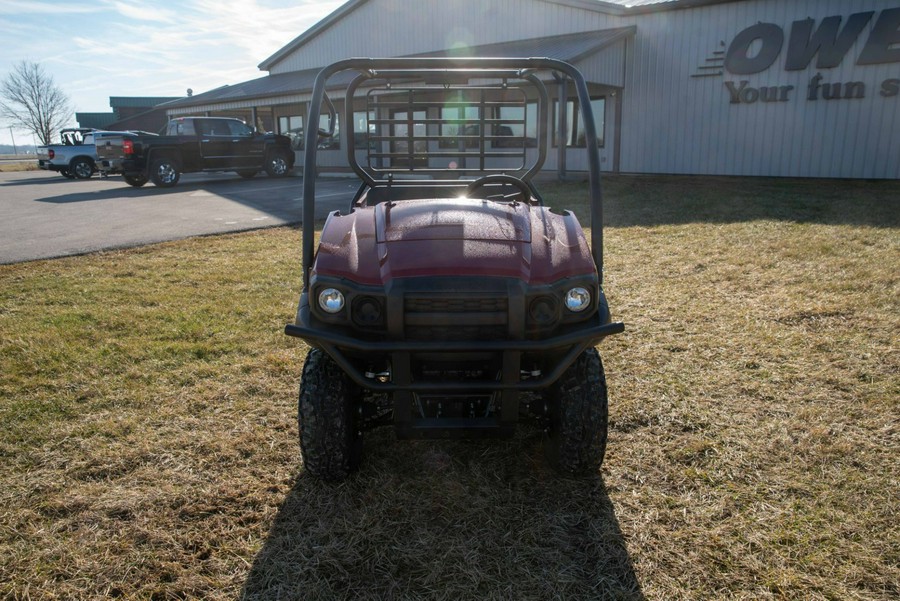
[0,156,38,172]
[1,175,898,599]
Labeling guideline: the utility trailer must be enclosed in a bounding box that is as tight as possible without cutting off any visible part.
[285,57,624,480]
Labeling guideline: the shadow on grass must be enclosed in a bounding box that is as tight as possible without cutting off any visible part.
[242,428,643,600]
[549,175,900,229]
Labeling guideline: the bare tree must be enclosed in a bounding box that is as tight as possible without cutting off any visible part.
[0,61,72,146]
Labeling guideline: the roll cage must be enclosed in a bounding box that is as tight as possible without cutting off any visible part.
[300,57,607,291]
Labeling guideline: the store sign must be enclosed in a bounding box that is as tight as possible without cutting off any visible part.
[695,7,900,104]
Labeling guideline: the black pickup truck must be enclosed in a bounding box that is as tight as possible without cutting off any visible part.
[95,116,295,187]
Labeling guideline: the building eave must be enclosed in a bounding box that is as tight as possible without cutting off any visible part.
[415,26,636,68]
[170,26,637,115]
[540,0,745,14]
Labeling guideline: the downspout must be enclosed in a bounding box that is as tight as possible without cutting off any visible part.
[613,36,629,174]
[613,89,622,173]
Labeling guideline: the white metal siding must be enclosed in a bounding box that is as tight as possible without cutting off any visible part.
[578,38,626,87]
[264,0,898,178]
[618,0,900,178]
[268,0,622,74]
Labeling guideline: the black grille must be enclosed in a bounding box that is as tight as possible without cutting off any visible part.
[405,297,508,313]
[405,325,507,341]
[404,294,509,341]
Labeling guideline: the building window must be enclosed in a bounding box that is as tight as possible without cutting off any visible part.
[553,97,605,148]
[497,103,538,147]
[439,103,537,148]
[440,105,480,148]
[392,110,427,166]
[279,113,340,150]
[317,113,340,150]
[278,115,304,150]
[353,110,376,150]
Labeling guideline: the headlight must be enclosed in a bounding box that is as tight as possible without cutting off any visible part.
[564,287,591,312]
[353,296,383,326]
[529,296,558,325]
[318,288,345,314]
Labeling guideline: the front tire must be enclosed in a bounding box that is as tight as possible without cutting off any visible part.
[544,348,609,476]
[149,157,180,188]
[298,348,362,481]
[124,174,148,187]
[71,157,94,179]
[264,151,291,178]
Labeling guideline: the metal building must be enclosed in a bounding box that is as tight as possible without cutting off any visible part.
[165,0,900,179]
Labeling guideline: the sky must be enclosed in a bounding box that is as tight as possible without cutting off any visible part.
[0,0,345,147]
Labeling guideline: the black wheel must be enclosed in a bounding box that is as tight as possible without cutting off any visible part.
[298,348,362,481]
[149,157,180,188]
[237,169,257,179]
[124,174,148,187]
[265,151,291,177]
[71,157,94,180]
[60,168,75,179]
[544,348,609,476]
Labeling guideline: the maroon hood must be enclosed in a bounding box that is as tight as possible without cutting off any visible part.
[376,199,531,243]
[312,198,596,286]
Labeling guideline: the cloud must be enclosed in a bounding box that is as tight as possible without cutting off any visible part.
[0,0,100,15]
[106,1,177,23]
[0,0,344,143]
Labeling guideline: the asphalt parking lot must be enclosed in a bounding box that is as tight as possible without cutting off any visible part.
[0,170,359,264]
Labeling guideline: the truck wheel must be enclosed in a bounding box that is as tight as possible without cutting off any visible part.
[236,169,257,179]
[264,151,291,178]
[71,157,94,179]
[298,348,362,481]
[60,169,75,179]
[124,174,148,188]
[544,347,609,476]
[149,158,181,188]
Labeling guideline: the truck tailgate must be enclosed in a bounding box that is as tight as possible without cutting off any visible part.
[96,136,126,160]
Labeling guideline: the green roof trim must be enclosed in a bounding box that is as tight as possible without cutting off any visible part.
[109,97,181,109]
[75,112,116,129]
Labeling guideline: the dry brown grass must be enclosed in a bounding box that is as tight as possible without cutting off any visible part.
[0,176,898,600]
[0,159,38,172]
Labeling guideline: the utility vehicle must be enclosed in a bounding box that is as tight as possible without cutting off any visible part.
[285,57,624,480]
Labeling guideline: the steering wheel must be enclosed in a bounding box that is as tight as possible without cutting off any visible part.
[465,174,533,203]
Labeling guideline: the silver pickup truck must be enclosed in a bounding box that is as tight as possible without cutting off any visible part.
[37,128,156,179]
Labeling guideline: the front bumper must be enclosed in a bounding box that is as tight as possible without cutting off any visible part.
[285,292,624,393]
